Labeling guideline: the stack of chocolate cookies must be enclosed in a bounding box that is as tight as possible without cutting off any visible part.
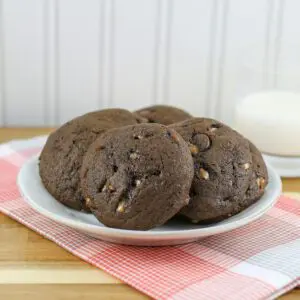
[39,105,268,230]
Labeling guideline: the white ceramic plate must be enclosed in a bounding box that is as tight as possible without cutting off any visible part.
[17,156,282,246]
[263,153,300,178]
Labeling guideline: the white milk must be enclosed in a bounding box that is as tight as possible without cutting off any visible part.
[234,91,300,156]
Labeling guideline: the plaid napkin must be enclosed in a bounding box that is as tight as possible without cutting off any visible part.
[0,137,299,300]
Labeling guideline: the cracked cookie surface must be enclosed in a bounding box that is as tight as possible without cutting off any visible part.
[169,118,268,223]
[135,105,192,125]
[39,109,145,212]
[80,123,194,230]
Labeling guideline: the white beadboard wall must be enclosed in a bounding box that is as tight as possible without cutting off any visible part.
[0,0,298,126]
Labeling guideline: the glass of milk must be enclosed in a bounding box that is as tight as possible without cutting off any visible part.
[234,43,300,159]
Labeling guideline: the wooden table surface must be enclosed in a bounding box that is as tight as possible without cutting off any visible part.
[0,128,299,300]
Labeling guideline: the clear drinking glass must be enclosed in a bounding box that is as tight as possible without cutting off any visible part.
[233,42,300,157]
[233,42,300,176]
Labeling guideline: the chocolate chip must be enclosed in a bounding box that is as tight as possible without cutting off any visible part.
[116,200,125,213]
[103,184,115,192]
[129,152,140,159]
[192,133,210,151]
[95,145,106,151]
[242,163,250,170]
[209,123,221,132]
[199,168,209,180]
[135,179,141,186]
[166,130,180,144]
[133,134,143,140]
[85,197,92,207]
[189,143,199,155]
[256,177,266,190]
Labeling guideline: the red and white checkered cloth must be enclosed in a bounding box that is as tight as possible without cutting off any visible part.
[0,136,299,300]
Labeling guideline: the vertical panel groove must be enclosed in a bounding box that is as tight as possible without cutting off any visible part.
[205,0,218,116]
[108,0,115,107]
[163,0,173,104]
[112,0,157,109]
[152,0,162,105]
[43,0,57,126]
[273,0,285,87]
[0,0,5,126]
[43,0,49,126]
[263,0,285,89]
[0,0,293,125]
[152,0,172,105]
[101,0,114,108]
[215,0,229,119]
[218,0,272,124]
[98,0,105,108]
[168,0,213,116]
[54,0,60,124]
[58,0,102,122]
[263,0,274,88]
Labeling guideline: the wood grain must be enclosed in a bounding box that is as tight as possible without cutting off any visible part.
[0,128,298,299]
[0,285,149,300]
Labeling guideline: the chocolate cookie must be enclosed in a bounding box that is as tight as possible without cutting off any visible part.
[245,141,268,204]
[135,105,192,125]
[169,118,268,223]
[80,123,194,230]
[39,109,145,212]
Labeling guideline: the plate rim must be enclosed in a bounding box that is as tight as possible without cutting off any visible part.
[17,155,282,240]
[263,153,300,178]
